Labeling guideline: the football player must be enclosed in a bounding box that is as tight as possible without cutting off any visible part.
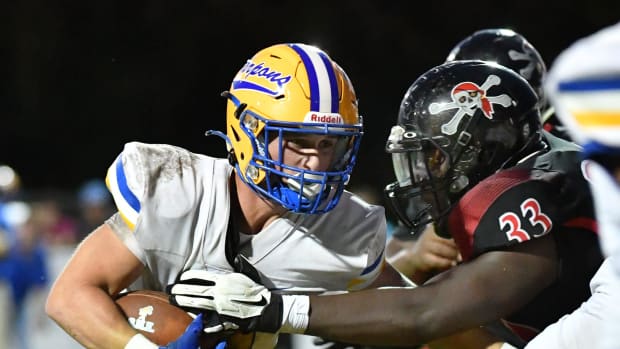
[171,60,604,348]
[45,43,408,349]
[525,22,620,349]
[386,28,556,290]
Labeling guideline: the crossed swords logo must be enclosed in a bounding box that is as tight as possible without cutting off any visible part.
[429,74,513,135]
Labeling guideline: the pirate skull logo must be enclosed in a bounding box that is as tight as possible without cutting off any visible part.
[453,84,483,112]
[508,42,540,80]
[428,74,514,135]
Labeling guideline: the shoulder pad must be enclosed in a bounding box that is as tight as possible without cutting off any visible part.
[105,142,199,230]
[518,132,582,172]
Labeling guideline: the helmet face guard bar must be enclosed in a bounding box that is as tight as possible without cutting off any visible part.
[384,125,459,236]
[384,153,454,236]
[384,181,433,235]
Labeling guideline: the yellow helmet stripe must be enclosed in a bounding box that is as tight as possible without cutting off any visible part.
[573,111,620,127]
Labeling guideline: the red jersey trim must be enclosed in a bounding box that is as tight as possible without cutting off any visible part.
[449,168,532,260]
[563,217,598,234]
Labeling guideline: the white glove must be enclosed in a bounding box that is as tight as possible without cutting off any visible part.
[169,270,283,333]
[169,269,310,334]
[171,271,270,318]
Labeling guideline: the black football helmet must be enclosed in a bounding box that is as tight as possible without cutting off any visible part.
[384,60,542,237]
[446,28,547,108]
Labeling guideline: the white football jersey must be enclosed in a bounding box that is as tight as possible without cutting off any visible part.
[524,257,620,349]
[104,142,387,347]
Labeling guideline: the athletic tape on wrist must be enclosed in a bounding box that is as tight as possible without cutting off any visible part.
[280,295,310,334]
[124,333,159,349]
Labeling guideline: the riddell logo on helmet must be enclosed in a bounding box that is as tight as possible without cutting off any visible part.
[304,112,343,124]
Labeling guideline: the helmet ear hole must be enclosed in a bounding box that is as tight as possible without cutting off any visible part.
[234,103,247,119]
[230,127,241,142]
[479,146,497,166]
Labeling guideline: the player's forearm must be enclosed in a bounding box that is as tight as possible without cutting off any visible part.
[305,288,447,346]
[46,224,147,348]
[46,283,138,349]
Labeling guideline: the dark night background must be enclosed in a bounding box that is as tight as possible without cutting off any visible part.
[2,0,619,208]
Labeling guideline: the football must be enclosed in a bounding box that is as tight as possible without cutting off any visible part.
[115,290,254,349]
[115,290,195,345]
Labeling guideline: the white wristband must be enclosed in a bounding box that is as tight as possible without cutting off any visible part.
[280,295,310,334]
[124,333,159,349]
[500,343,517,349]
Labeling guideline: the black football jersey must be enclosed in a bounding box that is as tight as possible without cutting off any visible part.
[448,133,603,340]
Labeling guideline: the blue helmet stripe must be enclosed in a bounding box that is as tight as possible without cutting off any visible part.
[290,44,338,113]
[290,44,320,111]
[583,140,620,158]
[318,51,339,113]
[558,77,620,92]
[115,158,141,213]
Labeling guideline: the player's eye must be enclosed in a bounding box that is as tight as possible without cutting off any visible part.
[317,138,337,150]
[283,134,337,151]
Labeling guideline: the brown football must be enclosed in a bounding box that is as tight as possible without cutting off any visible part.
[115,290,254,349]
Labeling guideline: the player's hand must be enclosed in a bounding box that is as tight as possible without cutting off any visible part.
[388,225,461,281]
[410,225,461,272]
[160,313,205,349]
[169,270,283,334]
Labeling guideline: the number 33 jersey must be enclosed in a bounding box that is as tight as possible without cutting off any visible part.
[448,134,604,340]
